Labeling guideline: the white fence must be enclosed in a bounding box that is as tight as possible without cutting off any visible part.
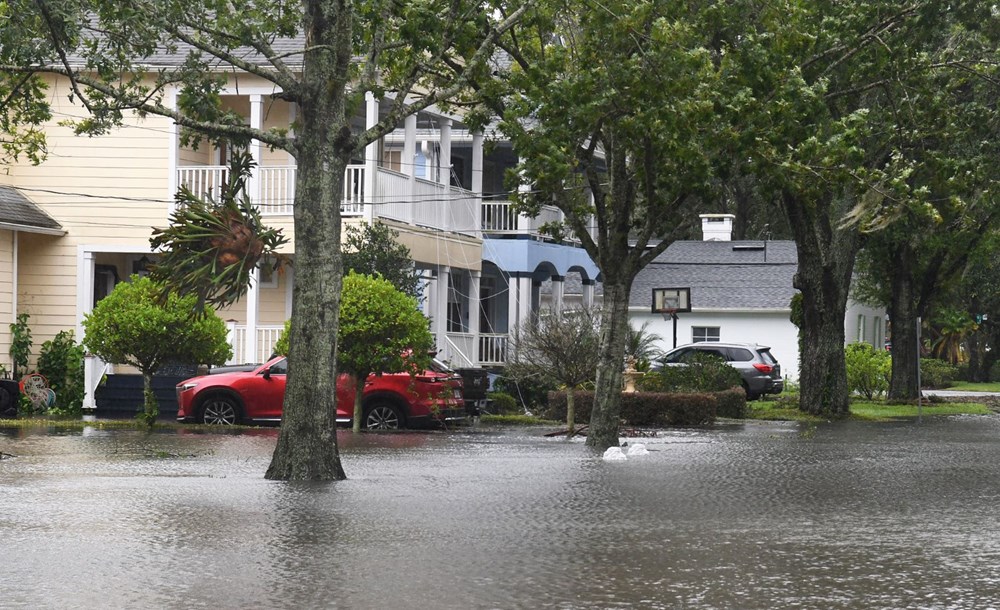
[227,325,285,364]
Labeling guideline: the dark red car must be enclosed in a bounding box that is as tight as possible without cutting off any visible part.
[175,356,465,429]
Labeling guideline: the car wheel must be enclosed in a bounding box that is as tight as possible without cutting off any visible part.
[364,402,403,430]
[200,395,241,425]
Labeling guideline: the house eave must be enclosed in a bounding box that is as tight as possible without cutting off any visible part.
[0,222,66,236]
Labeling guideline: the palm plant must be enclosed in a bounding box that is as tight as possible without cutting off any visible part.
[149,151,287,310]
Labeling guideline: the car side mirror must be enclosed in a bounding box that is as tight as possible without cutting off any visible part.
[262,367,271,380]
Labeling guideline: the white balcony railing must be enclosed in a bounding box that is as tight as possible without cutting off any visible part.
[480,200,594,243]
[227,325,285,364]
[478,334,508,366]
[177,164,366,217]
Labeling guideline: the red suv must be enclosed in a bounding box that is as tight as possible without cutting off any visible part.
[175,356,465,429]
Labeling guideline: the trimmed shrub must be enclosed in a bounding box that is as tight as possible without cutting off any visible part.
[546,390,715,427]
[487,391,519,415]
[714,386,748,419]
[845,342,890,399]
[493,375,556,412]
[920,358,958,389]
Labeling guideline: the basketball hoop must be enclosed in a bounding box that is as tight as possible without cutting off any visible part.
[651,287,691,349]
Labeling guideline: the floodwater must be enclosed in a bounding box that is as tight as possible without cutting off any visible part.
[2,417,1000,610]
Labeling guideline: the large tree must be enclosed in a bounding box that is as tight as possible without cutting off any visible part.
[479,1,733,449]
[1,0,527,479]
[725,0,1000,415]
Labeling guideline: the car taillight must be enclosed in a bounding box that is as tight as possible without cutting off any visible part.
[753,363,774,374]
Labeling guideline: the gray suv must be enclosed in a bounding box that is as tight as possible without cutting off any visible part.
[658,342,783,400]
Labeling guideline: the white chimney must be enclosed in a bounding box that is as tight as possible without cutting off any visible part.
[700,213,735,241]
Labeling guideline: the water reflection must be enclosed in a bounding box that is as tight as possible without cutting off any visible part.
[2,418,1000,608]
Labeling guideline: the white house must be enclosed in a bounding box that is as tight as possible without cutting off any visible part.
[629,214,885,382]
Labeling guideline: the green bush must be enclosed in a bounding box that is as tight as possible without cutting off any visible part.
[493,375,556,412]
[844,342,890,399]
[545,391,716,427]
[37,330,85,416]
[920,358,958,389]
[639,352,742,393]
[714,386,748,419]
[487,391,519,415]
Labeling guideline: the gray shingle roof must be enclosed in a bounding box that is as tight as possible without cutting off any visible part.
[0,186,63,233]
[630,240,797,310]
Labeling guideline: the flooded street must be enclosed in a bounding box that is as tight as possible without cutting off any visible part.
[3,417,1000,609]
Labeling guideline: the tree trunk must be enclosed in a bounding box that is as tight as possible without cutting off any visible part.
[784,192,860,417]
[141,370,157,426]
[566,390,575,438]
[586,279,631,450]
[352,379,365,434]
[887,257,921,399]
[266,1,353,480]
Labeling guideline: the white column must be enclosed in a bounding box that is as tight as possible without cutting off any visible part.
[472,131,483,236]
[364,92,379,223]
[246,268,260,363]
[507,272,520,333]
[167,89,179,213]
[582,280,596,308]
[435,267,451,356]
[11,231,17,328]
[78,249,97,410]
[438,118,452,187]
[551,275,565,316]
[404,113,417,224]
[284,263,294,319]
[249,94,263,205]
[469,270,481,365]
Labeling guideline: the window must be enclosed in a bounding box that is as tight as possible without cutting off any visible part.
[257,256,278,289]
[726,348,754,362]
[873,316,883,348]
[857,314,866,343]
[692,327,720,343]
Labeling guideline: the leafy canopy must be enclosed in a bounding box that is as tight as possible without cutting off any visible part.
[82,275,232,374]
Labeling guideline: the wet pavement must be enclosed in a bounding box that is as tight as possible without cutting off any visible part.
[3,417,1000,609]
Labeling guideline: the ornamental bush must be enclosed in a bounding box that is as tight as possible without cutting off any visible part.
[37,330,85,416]
[920,358,958,389]
[844,342,891,399]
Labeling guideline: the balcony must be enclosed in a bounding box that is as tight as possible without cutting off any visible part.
[176,164,476,234]
[481,200,595,244]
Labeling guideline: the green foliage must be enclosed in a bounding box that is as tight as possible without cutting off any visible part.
[493,374,557,414]
[274,319,291,357]
[920,358,959,389]
[714,387,748,419]
[844,342,891,400]
[639,353,742,394]
[625,322,663,371]
[37,330,85,416]
[486,391,518,415]
[546,391,716,427]
[83,275,232,422]
[337,272,434,432]
[9,312,32,380]
[149,151,288,311]
[342,222,420,299]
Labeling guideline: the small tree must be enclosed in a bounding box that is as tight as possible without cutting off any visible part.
[342,222,421,299]
[8,312,32,380]
[338,273,434,433]
[504,308,602,437]
[83,275,232,425]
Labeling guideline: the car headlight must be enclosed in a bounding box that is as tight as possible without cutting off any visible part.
[179,382,199,391]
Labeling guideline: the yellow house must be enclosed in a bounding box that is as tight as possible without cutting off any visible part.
[1,67,601,411]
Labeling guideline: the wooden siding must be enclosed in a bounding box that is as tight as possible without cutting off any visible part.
[0,230,12,370]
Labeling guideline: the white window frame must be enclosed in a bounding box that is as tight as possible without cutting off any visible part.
[692,326,720,343]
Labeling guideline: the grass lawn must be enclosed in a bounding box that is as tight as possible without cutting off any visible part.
[944,381,1000,392]
[747,398,992,422]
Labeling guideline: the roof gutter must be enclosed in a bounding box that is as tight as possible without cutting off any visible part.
[0,222,66,236]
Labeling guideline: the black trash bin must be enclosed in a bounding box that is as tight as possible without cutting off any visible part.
[0,379,19,418]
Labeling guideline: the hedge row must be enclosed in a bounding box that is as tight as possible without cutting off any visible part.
[545,387,746,427]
